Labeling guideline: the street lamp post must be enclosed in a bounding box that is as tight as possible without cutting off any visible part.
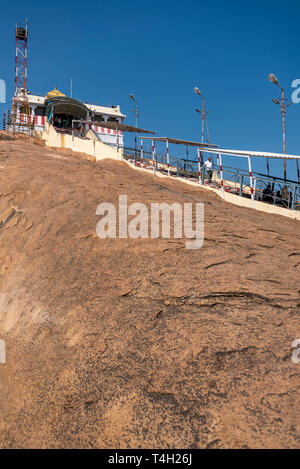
[194,87,207,143]
[194,87,211,170]
[130,93,139,156]
[268,73,292,181]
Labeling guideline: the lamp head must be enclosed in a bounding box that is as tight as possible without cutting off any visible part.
[194,87,202,96]
[268,73,279,85]
[272,98,280,105]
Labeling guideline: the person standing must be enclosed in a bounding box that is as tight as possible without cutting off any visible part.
[204,157,213,183]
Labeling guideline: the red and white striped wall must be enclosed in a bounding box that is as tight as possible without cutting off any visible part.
[16,115,124,146]
[92,125,122,136]
[34,115,45,127]
[15,113,45,127]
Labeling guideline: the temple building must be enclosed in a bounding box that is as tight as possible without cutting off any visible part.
[11,86,125,146]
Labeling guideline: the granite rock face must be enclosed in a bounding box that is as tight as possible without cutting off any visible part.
[0,132,299,448]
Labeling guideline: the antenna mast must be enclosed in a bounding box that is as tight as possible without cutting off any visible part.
[11,19,32,133]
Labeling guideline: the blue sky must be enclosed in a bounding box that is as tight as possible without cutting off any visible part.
[0,0,300,179]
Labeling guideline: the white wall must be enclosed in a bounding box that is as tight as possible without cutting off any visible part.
[42,123,123,161]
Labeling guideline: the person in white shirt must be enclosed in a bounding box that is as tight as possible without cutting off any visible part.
[203,157,213,183]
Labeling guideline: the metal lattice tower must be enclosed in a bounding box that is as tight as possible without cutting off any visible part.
[11,19,32,133]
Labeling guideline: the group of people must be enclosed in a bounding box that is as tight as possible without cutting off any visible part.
[263,183,293,207]
[201,160,293,208]
[53,115,72,131]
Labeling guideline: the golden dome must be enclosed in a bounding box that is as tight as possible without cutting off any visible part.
[46,86,66,98]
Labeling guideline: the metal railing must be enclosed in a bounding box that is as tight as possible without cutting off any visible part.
[122,146,300,211]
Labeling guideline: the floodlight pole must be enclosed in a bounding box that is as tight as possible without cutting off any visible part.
[278,88,299,183]
[269,75,289,181]
[134,102,138,154]
[130,94,139,157]
[281,88,286,156]
[201,98,205,143]
[194,87,208,144]
[279,86,287,181]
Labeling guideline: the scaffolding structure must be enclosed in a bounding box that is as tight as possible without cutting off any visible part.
[11,19,32,134]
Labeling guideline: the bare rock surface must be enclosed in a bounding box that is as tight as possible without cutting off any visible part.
[0,131,299,448]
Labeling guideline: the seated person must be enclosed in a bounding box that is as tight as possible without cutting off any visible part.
[262,183,273,203]
[281,185,288,201]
